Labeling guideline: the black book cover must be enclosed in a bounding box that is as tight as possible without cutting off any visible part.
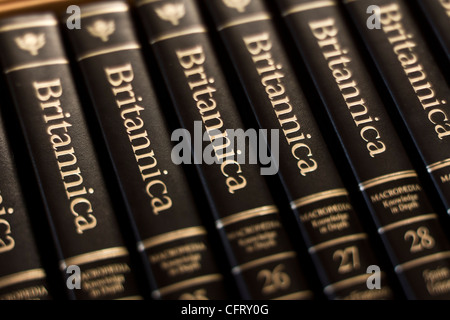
[135,0,313,300]
[202,0,393,300]
[0,12,141,299]
[0,100,51,300]
[342,0,450,221]
[277,0,450,299]
[415,0,450,63]
[64,0,229,300]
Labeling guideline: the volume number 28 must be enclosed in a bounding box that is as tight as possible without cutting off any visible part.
[404,226,435,253]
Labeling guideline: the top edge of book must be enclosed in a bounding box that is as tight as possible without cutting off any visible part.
[0,12,57,31]
[63,0,130,20]
[0,0,132,18]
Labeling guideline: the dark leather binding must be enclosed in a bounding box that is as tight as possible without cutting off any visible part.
[203,0,393,299]
[64,1,229,300]
[0,12,141,300]
[278,0,450,299]
[0,102,51,300]
[343,0,450,221]
[136,0,313,300]
[416,0,450,63]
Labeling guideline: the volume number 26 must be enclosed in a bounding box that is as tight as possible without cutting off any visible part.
[257,264,291,295]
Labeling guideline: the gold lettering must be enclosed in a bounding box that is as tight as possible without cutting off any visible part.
[177,46,247,191]
[0,194,14,253]
[33,79,63,101]
[243,32,272,55]
[70,197,97,234]
[440,0,450,18]
[379,3,450,140]
[105,63,134,87]
[220,160,247,194]
[0,218,14,253]
[34,79,97,233]
[309,18,386,156]
[105,64,173,214]
[291,143,318,176]
[176,46,205,69]
[309,18,338,40]
[243,32,317,175]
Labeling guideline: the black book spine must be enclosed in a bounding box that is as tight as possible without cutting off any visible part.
[277,0,450,299]
[64,1,229,300]
[136,0,313,300]
[203,0,393,300]
[342,0,450,217]
[415,0,450,62]
[0,13,141,300]
[0,107,51,300]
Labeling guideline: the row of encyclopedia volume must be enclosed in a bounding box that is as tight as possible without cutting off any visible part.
[0,0,448,300]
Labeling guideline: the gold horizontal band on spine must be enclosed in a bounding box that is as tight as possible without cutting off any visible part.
[427,158,450,173]
[0,0,96,17]
[282,0,337,16]
[290,188,349,209]
[216,205,278,229]
[4,59,69,74]
[232,251,297,274]
[324,272,383,295]
[217,13,271,31]
[0,268,46,290]
[136,0,163,7]
[150,26,207,44]
[60,246,129,270]
[152,274,223,298]
[273,290,314,300]
[359,170,418,191]
[309,233,368,253]
[0,18,57,33]
[395,251,450,273]
[77,43,141,61]
[115,295,144,300]
[378,214,438,234]
[79,3,129,19]
[138,226,207,251]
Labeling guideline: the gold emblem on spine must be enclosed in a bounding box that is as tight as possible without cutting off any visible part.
[155,3,186,26]
[87,20,115,42]
[222,0,251,12]
[14,33,45,56]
